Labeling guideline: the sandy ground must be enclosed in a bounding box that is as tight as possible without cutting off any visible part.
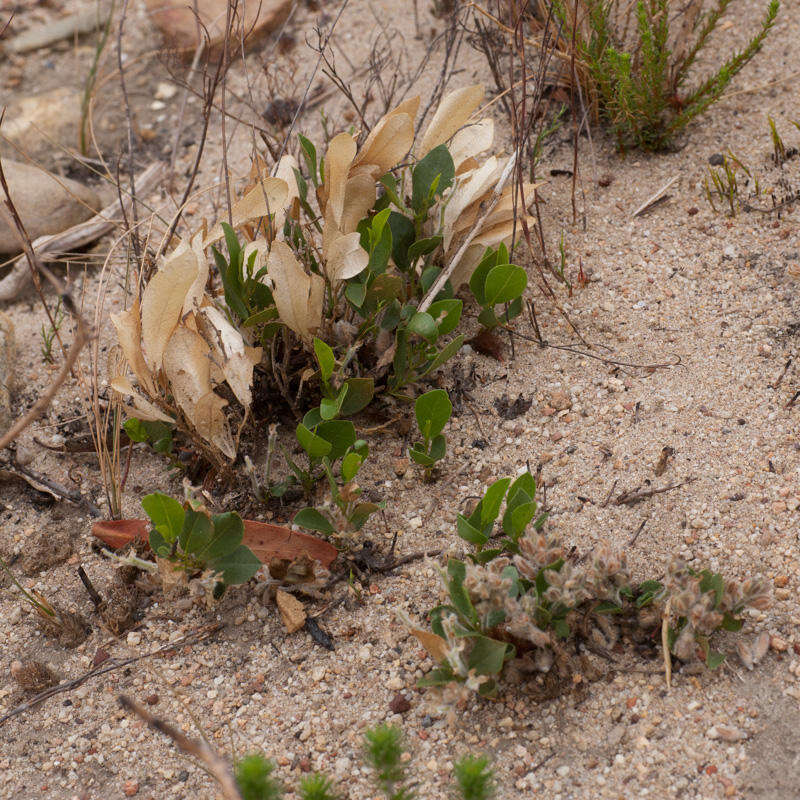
[1,0,799,798]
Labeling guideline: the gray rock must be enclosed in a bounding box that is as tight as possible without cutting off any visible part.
[0,159,99,253]
[0,88,82,167]
[0,311,14,434]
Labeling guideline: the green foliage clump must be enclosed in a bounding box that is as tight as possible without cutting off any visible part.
[142,493,261,591]
[554,0,779,150]
[411,470,771,696]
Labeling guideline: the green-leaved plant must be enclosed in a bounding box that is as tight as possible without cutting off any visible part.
[142,493,261,592]
[553,0,780,150]
[407,470,771,696]
[409,388,452,479]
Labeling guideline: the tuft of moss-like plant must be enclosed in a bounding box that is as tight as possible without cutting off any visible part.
[552,0,779,150]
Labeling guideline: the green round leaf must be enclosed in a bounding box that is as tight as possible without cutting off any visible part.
[294,507,335,535]
[142,493,184,543]
[414,389,452,439]
[484,264,527,306]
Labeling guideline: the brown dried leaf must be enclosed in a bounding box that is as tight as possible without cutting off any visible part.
[324,133,357,229]
[418,84,484,157]
[409,626,447,663]
[326,231,368,284]
[276,588,306,633]
[353,112,414,174]
[140,248,199,372]
[162,326,212,414]
[198,306,262,409]
[193,391,235,459]
[111,298,156,396]
[204,177,289,245]
[449,117,494,171]
[110,376,175,424]
[267,241,324,342]
[442,156,500,249]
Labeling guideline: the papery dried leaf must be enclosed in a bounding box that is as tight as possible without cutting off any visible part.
[193,391,235,459]
[340,173,378,234]
[324,133,357,229]
[276,588,306,633]
[326,231,368,283]
[198,306,262,408]
[110,376,176,424]
[442,156,500,249]
[752,630,770,664]
[448,243,484,291]
[162,325,212,417]
[275,154,300,229]
[449,117,494,171]
[182,232,210,315]
[418,84,484,158]
[471,216,535,248]
[111,298,156,396]
[268,241,324,342]
[140,248,199,372]
[353,112,414,174]
[204,177,289,245]
[242,238,270,277]
[409,626,447,663]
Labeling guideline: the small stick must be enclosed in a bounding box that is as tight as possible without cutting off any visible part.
[615,478,694,506]
[785,389,800,409]
[77,566,104,610]
[600,479,617,508]
[418,153,517,313]
[662,596,673,691]
[119,696,243,800]
[626,518,648,547]
[632,175,679,218]
[2,461,101,516]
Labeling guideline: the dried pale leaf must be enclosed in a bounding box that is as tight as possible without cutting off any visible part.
[193,391,235,459]
[456,156,479,176]
[353,112,414,174]
[110,298,155,395]
[442,156,499,249]
[752,631,770,664]
[472,215,535,248]
[448,243,485,292]
[324,133,357,229]
[162,326,212,418]
[268,241,324,342]
[242,238,270,277]
[110,376,175,424]
[736,639,754,670]
[204,177,289,245]
[409,626,447,663]
[276,588,306,633]
[198,306,262,409]
[419,84,484,157]
[183,232,210,315]
[326,231,368,283]
[340,173,378,234]
[140,248,199,372]
[275,154,300,230]
[449,118,494,171]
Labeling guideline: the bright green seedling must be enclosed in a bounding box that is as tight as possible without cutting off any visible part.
[363,724,413,800]
[409,388,452,479]
[293,440,384,542]
[456,470,547,565]
[142,493,261,593]
[235,754,284,800]
[453,755,496,800]
[313,337,374,421]
[469,244,527,331]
